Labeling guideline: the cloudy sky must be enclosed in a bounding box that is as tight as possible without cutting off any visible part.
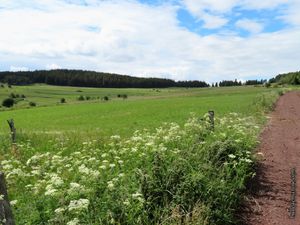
[0,0,299,82]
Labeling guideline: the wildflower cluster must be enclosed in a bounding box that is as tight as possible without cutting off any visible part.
[1,113,260,224]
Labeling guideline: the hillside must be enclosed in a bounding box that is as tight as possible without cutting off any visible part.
[269,71,300,85]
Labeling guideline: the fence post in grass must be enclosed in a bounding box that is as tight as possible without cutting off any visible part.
[0,172,15,225]
[208,110,215,131]
[7,119,17,155]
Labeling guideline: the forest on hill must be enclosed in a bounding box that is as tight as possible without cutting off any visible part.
[0,70,209,88]
[269,71,300,85]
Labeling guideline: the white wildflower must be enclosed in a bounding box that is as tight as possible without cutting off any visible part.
[107,181,114,190]
[54,207,65,214]
[228,154,236,159]
[68,199,90,212]
[66,218,80,225]
[10,200,18,206]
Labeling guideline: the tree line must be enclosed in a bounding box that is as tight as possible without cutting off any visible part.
[0,70,209,88]
[269,71,300,85]
[211,79,266,87]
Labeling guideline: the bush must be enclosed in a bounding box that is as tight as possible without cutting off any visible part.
[21,94,26,98]
[77,95,85,101]
[85,96,91,100]
[2,98,15,107]
[10,93,16,98]
[102,96,109,101]
[265,82,271,88]
[60,98,66,103]
[29,102,36,107]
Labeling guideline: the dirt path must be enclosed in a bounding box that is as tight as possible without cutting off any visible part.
[242,91,300,225]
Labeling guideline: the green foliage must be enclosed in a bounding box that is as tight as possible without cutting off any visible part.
[0,114,259,225]
[269,71,300,85]
[0,69,209,88]
[77,95,85,101]
[29,101,37,107]
[2,98,15,107]
[60,98,66,103]
[10,93,16,98]
[253,91,280,113]
[102,96,109,101]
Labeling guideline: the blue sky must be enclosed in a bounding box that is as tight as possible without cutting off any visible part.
[0,0,299,82]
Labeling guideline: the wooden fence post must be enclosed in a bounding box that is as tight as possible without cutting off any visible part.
[7,120,16,144]
[208,110,215,130]
[0,172,15,225]
[7,120,17,155]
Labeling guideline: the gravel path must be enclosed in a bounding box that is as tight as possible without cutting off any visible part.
[242,91,300,225]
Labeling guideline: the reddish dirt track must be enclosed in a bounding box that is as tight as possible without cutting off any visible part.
[242,91,300,225]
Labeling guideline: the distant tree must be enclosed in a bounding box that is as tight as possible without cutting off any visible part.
[10,93,16,98]
[86,96,91,100]
[60,98,66,103]
[265,82,271,88]
[29,101,36,107]
[2,98,14,107]
[77,95,85,101]
[102,96,109,101]
[212,83,215,87]
[122,94,128,100]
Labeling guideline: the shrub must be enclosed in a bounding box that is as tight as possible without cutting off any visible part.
[122,94,128,99]
[10,93,16,98]
[8,84,12,88]
[102,96,109,101]
[60,98,66,103]
[29,102,36,107]
[265,82,271,88]
[77,95,85,101]
[2,98,14,107]
[21,94,26,98]
[85,96,91,100]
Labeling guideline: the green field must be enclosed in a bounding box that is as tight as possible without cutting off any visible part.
[0,85,276,137]
[0,84,284,225]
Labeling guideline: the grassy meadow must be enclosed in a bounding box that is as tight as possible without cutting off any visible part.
[0,84,276,137]
[0,84,285,224]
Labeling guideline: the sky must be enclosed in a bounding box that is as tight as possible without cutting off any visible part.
[0,0,299,82]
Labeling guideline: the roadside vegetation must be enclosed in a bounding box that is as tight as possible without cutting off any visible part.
[0,84,287,224]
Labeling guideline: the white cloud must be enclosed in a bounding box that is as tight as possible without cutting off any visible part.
[0,0,299,82]
[9,66,29,72]
[182,0,239,14]
[202,14,228,29]
[235,19,264,33]
[240,0,289,10]
[46,63,61,70]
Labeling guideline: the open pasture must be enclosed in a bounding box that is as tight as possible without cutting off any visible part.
[0,85,274,137]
